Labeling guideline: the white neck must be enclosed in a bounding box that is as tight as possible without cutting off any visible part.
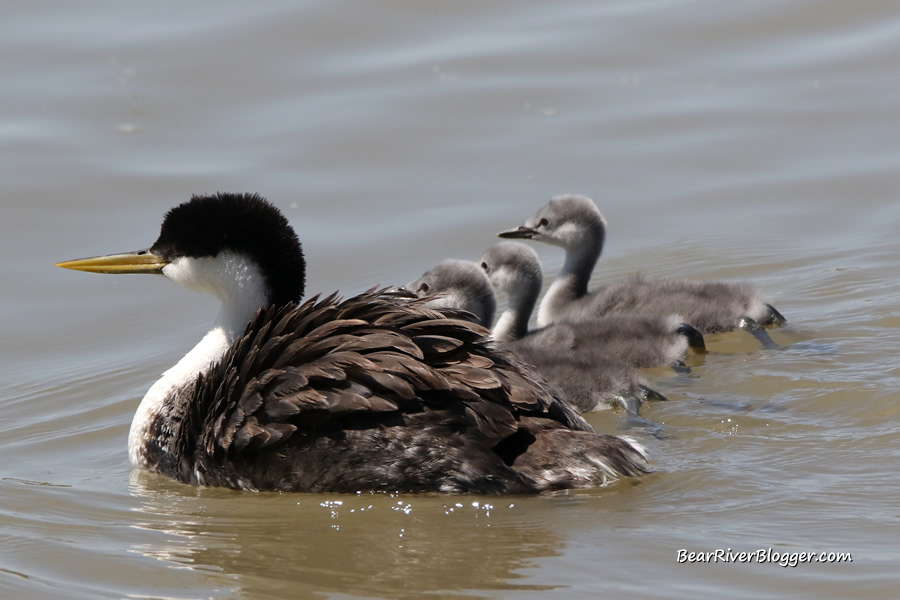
[537,241,599,327]
[537,275,572,328]
[128,325,231,467]
[492,280,538,341]
[164,251,270,332]
[492,309,519,342]
[127,252,269,468]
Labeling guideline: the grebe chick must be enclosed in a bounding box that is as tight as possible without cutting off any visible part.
[57,193,648,494]
[499,194,785,338]
[404,259,667,414]
[481,241,706,367]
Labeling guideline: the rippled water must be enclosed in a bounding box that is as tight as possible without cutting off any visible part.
[2,1,899,598]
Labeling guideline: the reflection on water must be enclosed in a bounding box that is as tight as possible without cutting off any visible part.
[127,473,562,599]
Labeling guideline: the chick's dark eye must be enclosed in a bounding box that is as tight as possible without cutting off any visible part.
[418,282,430,294]
[539,218,549,228]
[480,261,489,272]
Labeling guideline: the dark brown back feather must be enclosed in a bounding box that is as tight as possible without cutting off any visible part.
[163,289,646,493]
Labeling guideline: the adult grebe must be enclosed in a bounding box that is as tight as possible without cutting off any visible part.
[499,194,785,336]
[403,257,668,415]
[57,193,648,494]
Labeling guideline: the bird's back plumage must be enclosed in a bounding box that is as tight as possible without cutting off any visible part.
[150,289,646,493]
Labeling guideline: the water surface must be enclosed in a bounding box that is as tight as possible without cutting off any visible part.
[2,1,899,598]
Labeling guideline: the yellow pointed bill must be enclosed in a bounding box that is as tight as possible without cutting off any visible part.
[56,250,169,274]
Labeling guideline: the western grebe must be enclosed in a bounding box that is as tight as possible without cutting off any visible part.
[499,194,785,337]
[57,193,648,494]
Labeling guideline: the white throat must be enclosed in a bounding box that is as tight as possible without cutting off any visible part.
[537,276,568,328]
[536,239,598,328]
[491,268,540,338]
[127,252,270,467]
[491,279,538,342]
[163,251,269,336]
[492,309,519,342]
